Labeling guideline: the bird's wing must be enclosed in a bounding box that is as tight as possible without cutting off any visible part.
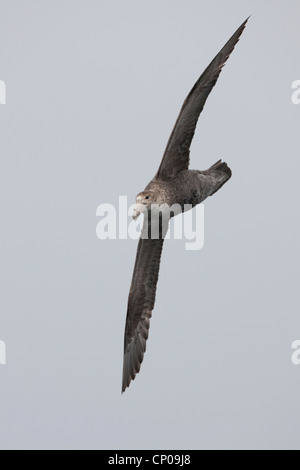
[155,17,249,180]
[122,236,164,392]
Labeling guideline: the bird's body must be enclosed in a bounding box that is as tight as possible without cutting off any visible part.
[122,18,249,392]
[145,161,232,211]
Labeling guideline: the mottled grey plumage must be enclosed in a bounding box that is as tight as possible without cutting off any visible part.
[122,18,248,393]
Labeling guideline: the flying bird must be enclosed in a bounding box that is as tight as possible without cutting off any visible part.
[122,18,248,392]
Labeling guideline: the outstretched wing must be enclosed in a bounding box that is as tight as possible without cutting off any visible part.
[122,237,164,392]
[155,17,249,180]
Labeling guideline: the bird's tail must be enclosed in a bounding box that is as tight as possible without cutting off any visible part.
[203,159,232,196]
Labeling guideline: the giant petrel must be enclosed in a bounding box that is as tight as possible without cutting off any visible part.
[122,18,248,392]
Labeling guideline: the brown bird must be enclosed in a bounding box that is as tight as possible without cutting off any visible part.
[122,18,248,392]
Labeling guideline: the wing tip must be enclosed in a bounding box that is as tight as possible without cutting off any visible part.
[121,374,134,394]
[121,339,143,394]
[231,16,250,44]
[237,16,250,36]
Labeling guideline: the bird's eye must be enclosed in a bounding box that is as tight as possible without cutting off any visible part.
[145,196,149,200]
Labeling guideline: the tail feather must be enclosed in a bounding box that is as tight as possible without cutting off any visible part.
[203,159,232,196]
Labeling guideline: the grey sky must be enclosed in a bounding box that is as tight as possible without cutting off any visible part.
[0,0,300,450]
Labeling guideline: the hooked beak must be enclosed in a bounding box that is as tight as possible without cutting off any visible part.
[132,203,145,220]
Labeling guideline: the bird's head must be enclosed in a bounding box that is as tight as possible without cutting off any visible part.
[132,191,155,220]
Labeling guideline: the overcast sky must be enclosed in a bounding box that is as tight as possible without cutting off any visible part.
[0,0,300,450]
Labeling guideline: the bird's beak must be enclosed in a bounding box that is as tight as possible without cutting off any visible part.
[132,203,145,220]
